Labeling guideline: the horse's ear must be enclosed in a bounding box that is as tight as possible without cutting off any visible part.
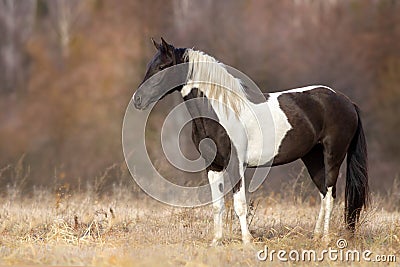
[161,37,174,55]
[161,37,169,47]
[151,37,161,51]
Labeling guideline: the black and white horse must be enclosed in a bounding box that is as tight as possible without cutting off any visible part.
[133,38,369,245]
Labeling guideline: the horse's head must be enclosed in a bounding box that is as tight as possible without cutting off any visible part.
[133,37,186,110]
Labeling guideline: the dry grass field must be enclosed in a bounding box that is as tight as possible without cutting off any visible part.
[0,176,399,267]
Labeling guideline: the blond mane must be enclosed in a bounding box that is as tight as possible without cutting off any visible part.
[184,49,247,116]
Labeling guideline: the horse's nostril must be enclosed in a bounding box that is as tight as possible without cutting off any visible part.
[135,94,141,104]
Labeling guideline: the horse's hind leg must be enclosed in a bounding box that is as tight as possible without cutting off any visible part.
[322,157,345,240]
[208,170,225,245]
[301,144,326,237]
[302,142,345,241]
[321,137,348,241]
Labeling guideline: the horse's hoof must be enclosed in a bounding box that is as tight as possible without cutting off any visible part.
[322,235,331,244]
[313,231,322,239]
[210,238,223,247]
[242,234,254,245]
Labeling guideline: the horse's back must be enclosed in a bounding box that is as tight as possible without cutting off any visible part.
[271,86,358,165]
[278,85,357,136]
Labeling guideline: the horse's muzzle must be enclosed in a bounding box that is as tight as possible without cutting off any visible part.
[133,93,143,110]
[133,93,152,110]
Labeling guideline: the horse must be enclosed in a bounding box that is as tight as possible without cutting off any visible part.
[133,37,369,245]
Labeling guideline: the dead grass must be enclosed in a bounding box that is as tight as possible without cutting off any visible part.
[0,183,399,266]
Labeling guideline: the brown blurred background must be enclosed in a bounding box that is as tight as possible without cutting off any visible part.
[0,0,399,196]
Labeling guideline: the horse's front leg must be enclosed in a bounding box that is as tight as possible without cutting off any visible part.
[207,170,225,246]
[232,164,253,244]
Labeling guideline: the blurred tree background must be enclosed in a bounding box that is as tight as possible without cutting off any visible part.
[0,0,399,194]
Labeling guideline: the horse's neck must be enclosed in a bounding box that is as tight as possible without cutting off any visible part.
[182,88,218,120]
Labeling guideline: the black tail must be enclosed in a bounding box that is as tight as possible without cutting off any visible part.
[345,105,369,231]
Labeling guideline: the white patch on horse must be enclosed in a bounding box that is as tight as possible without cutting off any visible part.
[276,85,335,96]
[264,93,293,161]
[314,192,325,236]
[181,80,199,97]
[323,186,334,237]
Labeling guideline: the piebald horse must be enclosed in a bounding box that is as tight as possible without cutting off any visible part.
[133,38,369,245]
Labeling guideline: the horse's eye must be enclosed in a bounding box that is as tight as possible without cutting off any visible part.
[158,65,165,70]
